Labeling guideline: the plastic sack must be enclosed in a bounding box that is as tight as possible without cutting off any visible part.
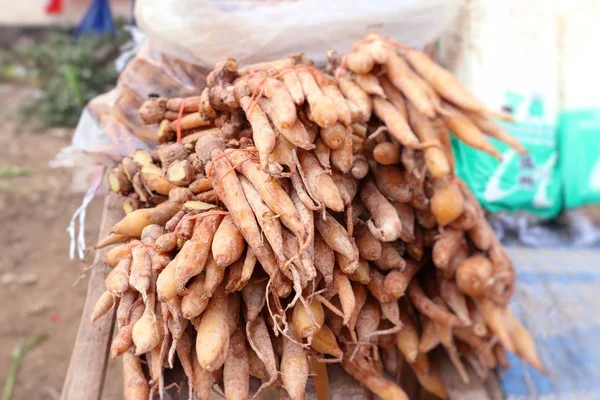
[136,0,461,68]
[558,3,600,210]
[554,3,600,248]
[438,0,562,219]
[451,129,561,220]
[559,110,600,209]
[54,41,210,166]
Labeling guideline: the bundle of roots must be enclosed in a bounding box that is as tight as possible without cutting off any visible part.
[94,33,543,400]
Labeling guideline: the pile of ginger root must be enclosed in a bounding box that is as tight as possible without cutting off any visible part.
[94,33,543,400]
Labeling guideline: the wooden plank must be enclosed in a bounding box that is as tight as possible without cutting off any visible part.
[61,193,123,400]
[434,347,504,400]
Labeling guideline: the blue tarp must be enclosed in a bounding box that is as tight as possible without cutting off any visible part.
[75,0,116,37]
[501,248,600,399]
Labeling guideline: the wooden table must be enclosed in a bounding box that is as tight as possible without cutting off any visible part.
[60,193,504,400]
[61,194,121,400]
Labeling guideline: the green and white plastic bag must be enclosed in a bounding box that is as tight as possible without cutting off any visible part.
[559,110,600,209]
[452,121,560,219]
[439,0,561,219]
[558,4,600,210]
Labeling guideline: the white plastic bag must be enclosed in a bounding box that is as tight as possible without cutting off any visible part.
[136,0,461,68]
[558,1,600,209]
[438,0,562,219]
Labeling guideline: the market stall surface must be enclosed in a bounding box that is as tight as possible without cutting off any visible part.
[501,247,600,399]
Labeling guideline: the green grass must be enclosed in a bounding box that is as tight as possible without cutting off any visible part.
[6,22,129,128]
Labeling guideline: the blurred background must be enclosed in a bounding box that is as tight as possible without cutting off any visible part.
[0,1,133,399]
[0,0,598,399]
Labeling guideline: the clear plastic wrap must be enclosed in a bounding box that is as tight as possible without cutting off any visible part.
[55,42,210,168]
[136,0,461,68]
[439,0,562,220]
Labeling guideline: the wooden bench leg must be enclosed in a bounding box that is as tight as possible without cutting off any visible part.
[61,193,123,400]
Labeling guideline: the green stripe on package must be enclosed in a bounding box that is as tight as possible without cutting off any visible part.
[452,120,561,219]
[559,109,600,209]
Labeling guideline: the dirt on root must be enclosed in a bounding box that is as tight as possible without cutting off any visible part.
[0,83,122,399]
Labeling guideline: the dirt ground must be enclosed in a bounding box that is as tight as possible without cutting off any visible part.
[0,83,122,399]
